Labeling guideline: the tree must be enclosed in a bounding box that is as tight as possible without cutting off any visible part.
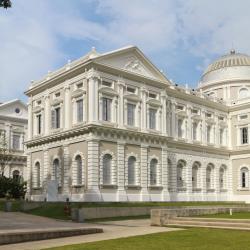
[0,131,9,176]
[0,0,12,9]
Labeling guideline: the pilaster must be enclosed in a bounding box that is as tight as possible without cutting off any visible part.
[85,138,101,201]
[64,83,71,129]
[140,144,149,201]
[87,69,99,123]
[27,98,33,140]
[44,93,50,135]
[161,147,168,201]
[117,141,126,201]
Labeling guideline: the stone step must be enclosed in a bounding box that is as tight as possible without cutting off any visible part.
[0,227,103,245]
[168,219,250,228]
[168,223,250,231]
[176,217,250,223]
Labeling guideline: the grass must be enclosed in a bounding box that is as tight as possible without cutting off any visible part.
[44,228,250,250]
[197,212,250,219]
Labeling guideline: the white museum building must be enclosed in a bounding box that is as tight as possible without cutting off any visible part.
[0,99,27,179]
[25,46,250,202]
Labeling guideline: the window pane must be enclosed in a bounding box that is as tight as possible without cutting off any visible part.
[102,97,112,122]
[103,154,112,185]
[76,99,83,123]
[127,103,135,126]
[150,159,157,186]
[12,135,20,150]
[128,156,136,185]
[241,127,248,144]
[149,109,156,130]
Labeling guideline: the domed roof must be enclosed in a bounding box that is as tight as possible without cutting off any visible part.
[200,50,250,88]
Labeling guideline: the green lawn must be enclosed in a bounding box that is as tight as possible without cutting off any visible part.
[44,228,250,250]
[198,212,250,219]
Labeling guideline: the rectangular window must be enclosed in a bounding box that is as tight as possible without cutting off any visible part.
[37,114,42,134]
[12,134,20,150]
[127,86,136,93]
[207,125,211,143]
[149,108,156,130]
[178,119,183,138]
[127,103,136,126]
[220,128,224,145]
[149,93,157,99]
[102,97,112,122]
[76,99,83,123]
[51,107,61,129]
[241,127,248,144]
[192,122,197,141]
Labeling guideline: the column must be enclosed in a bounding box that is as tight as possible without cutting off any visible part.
[171,100,176,138]
[161,92,167,135]
[215,114,219,147]
[228,115,232,149]
[161,147,168,201]
[117,141,126,201]
[201,109,206,145]
[187,105,192,143]
[117,80,125,128]
[44,94,50,135]
[141,88,147,131]
[85,138,101,201]
[64,84,71,130]
[87,70,99,123]
[140,144,149,201]
[27,98,33,140]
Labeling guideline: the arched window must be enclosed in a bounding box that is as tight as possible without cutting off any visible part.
[150,159,158,186]
[192,162,200,189]
[75,155,83,185]
[241,167,249,188]
[177,160,186,188]
[103,154,112,185]
[239,88,249,99]
[34,162,41,188]
[13,170,20,182]
[219,165,226,189]
[52,158,61,186]
[206,164,214,189]
[128,156,136,185]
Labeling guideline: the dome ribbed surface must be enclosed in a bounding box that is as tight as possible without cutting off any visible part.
[204,52,250,75]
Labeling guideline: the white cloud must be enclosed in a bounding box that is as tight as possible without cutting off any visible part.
[1,0,250,102]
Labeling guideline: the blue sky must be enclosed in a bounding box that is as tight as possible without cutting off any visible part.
[1,0,250,102]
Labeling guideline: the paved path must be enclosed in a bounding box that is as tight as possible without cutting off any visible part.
[0,213,182,250]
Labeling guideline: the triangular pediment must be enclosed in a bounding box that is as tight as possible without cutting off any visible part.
[0,100,28,120]
[93,46,169,83]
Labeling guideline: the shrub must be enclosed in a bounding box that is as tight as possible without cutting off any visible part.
[0,176,26,199]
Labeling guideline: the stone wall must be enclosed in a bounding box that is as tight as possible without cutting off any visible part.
[151,206,250,226]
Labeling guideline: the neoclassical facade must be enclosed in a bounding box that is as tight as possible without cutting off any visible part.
[25,46,250,202]
[0,100,27,179]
